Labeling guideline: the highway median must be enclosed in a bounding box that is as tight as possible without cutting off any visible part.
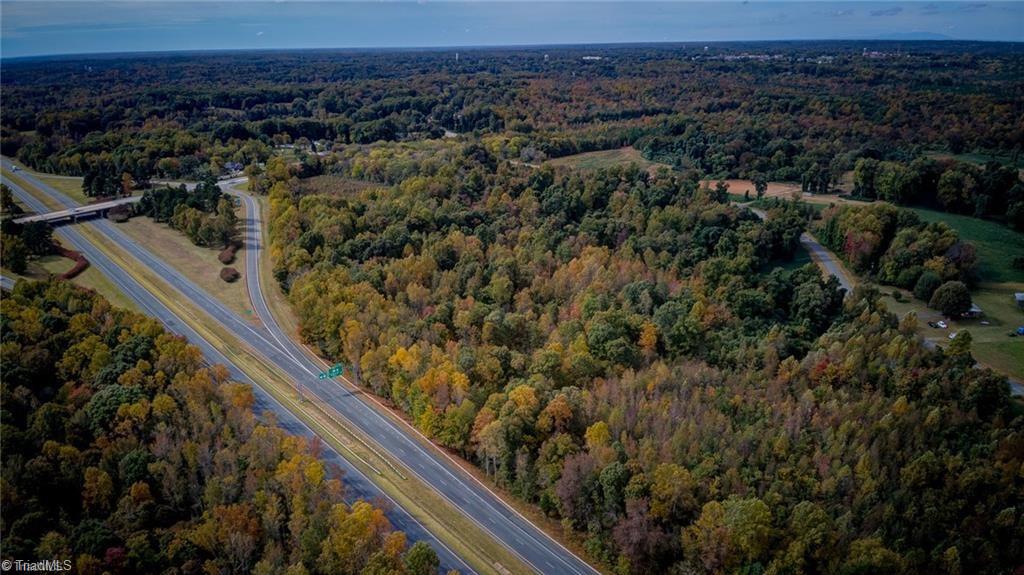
[5,165,534,575]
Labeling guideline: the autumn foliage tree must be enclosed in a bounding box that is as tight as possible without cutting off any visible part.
[266,143,1022,574]
[0,280,439,575]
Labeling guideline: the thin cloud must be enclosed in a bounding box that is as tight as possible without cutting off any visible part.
[870,7,903,17]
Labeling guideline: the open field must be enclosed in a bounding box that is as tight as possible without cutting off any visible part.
[925,150,1024,173]
[3,253,73,280]
[909,207,1024,284]
[545,147,670,174]
[34,174,89,204]
[113,215,256,320]
[705,178,801,198]
[881,283,1024,381]
[712,178,880,208]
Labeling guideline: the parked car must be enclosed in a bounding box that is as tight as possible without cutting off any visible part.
[948,332,958,340]
[937,321,948,329]
[927,321,939,328]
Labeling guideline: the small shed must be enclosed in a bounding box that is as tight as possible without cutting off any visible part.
[1016,293,1024,309]
[962,303,984,319]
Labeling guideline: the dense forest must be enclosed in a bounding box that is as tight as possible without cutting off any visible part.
[5,43,1020,228]
[0,280,442,575]
[3,43,1024,574]
[4,43,1022,179]
[263,143,1023,574]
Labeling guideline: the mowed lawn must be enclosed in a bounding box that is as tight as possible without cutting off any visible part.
[881,284,1024,381]
[36,173,144,204]
[112,215,258,322]
[545,147,671,174]
[924,150,1024,175]
[35,174,89,204]
[909,207,1024,284]
[2,254,138,311]
[878,208,1024,380]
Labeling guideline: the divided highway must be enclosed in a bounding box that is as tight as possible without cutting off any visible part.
[1,167,475,574]
[4,161,601,575]
[13,195,140,225]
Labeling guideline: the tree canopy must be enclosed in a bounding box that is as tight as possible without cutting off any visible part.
[0,280,439,575]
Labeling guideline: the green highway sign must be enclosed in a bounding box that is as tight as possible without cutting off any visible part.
[318,363,343,379]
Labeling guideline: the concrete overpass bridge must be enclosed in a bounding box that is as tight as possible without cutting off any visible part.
[12,196,140,226]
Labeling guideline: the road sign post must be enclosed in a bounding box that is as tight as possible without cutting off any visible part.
[317,363,343,380]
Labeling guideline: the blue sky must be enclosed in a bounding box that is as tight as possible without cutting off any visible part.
[2,1,1022,58]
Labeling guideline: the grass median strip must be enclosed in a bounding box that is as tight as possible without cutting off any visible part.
[3,169,64,211]
[10,166,560,575]
[72,218,532,575]
[113,215,256,319]
[247,192,603,574]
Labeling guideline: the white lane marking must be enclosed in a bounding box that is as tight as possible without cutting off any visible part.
[12,162,594,574]
[2,174,477,575]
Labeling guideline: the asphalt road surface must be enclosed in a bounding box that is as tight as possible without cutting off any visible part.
[743,203,1022,397]
[1,166,475,575]
[800,231,854,293]
[221,179,600,575]
[745,204,853,293]
[4,161,600,575]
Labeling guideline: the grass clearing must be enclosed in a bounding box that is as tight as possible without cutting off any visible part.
[750,197,828,214]
[704,179,801,198]
[7,165,250,316]
[3,254,73,279]
[908,207,1024,284]
[546,147,670,174]
[2,169,63,211]
[924,150,1024,172]
[880,283,1024,381]
[34,174,90,204]
[2,255,138,311]
[113,215,257,321]
[2,170,138,309]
